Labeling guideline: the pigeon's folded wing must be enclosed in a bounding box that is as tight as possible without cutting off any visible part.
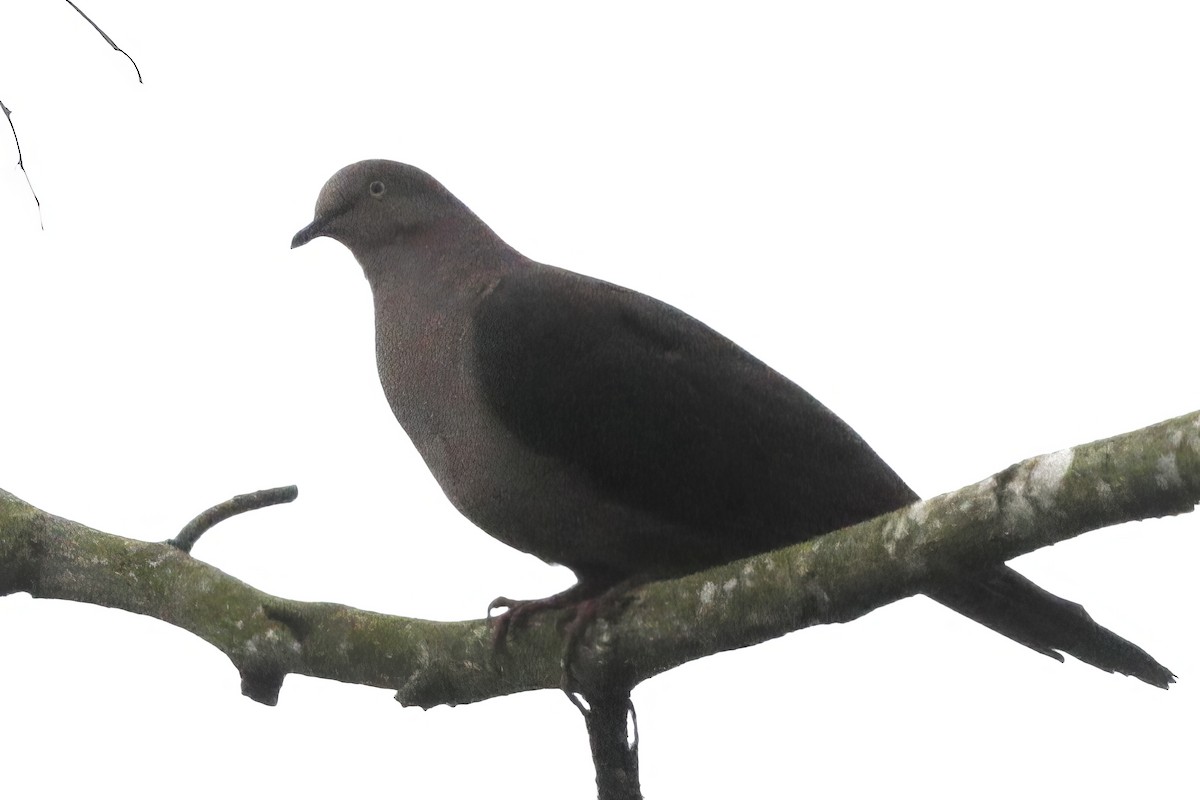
[470,264,917,558]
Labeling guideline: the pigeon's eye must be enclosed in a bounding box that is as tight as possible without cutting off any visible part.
[369,181,386,198]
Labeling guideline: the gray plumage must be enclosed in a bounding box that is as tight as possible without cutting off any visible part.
[293,160,1173,687]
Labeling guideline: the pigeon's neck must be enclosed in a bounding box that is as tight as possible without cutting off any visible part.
[360,224,526,390]
[359,220,517,297]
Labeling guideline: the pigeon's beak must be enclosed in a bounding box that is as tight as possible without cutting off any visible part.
[291,217,326,249]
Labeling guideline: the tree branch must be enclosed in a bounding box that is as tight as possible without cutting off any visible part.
[1,410,1196,710]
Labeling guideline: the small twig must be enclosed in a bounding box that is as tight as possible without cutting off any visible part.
[63,0,144,83]
[168,485,299,553]
[584,689,642,800]
[1,99,43,230]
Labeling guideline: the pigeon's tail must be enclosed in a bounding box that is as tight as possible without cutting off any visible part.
[926,565,1175,689]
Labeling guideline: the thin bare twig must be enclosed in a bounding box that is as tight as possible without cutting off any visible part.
[63,0,144,83]
[168,485,299,553]
[0,99,44,230]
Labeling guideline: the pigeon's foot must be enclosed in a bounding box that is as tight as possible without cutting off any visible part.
[487,578,614,652]
[487,577,642,713]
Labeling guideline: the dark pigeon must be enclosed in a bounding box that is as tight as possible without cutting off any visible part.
[292,160,1173,688]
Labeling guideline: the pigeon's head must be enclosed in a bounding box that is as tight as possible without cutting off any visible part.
[291,160,474,253]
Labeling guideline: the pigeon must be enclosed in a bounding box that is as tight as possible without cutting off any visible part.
[292,160,1173,688]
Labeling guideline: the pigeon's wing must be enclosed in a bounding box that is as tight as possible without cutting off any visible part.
[471,265,917,558]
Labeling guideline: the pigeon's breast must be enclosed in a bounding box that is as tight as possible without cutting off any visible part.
[370,277,688,575]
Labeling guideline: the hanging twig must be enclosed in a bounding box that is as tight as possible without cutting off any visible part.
[5,3,144,227]
[0,99,43,230]
[63,0,144,83]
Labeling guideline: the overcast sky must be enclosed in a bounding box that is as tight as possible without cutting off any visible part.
[1,3,1197,798]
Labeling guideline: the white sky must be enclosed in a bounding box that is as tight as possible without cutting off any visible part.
[1,2,1197,798]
